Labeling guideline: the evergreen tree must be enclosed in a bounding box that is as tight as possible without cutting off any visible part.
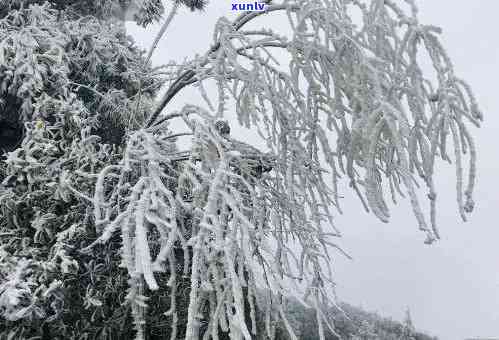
[0,0,196,338]
[401,308,416,340]
[355,320,378,340]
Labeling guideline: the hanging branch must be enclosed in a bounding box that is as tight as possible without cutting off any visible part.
[85,0,483,339]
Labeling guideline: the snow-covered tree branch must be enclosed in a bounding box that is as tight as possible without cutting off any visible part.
[0,0,482,339]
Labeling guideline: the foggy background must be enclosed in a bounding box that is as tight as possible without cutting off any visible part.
[126,1,499,339]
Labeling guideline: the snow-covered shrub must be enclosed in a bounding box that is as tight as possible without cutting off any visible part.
[0,2,161,338]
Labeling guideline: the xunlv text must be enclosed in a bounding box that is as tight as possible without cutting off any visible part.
[231,2,267,11]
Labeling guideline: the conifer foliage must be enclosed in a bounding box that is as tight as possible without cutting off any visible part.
[0,0,482,339]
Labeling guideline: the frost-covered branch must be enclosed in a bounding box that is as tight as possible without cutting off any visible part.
[135,1,483,338]
[0,0,483,339]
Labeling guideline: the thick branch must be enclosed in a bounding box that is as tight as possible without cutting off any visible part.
[145,70,197,127]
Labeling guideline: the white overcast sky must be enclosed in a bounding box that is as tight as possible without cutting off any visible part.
[126,1,499,339]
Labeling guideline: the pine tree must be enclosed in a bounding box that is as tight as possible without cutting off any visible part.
[0,0,482,339]
[355,320,377,340]
[401,308,416,340]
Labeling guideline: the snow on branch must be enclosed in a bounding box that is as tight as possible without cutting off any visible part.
[83,0,482,338]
